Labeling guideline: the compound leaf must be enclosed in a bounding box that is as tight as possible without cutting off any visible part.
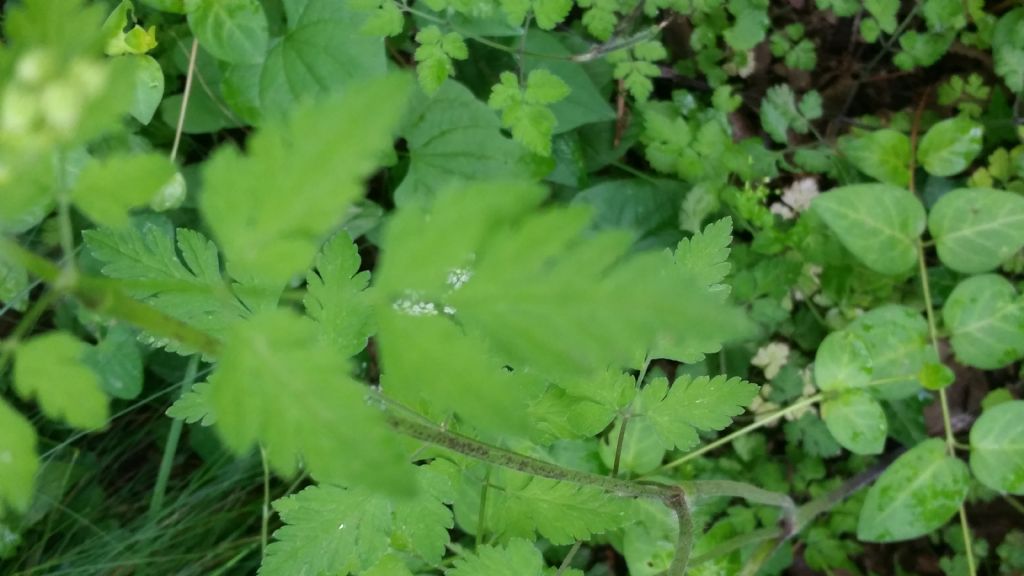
[200,74,410,286]
[72,152,176,228]
[303,232,373,357]
[448,539,546,576]
[640,374,758,451]
[209,309,412,492]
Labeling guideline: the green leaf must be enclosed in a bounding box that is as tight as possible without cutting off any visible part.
[917,116,984,177]
[523,32,616,134]
[209,309,412,492]
[838,129,911,187]
[970,401,1024,494]
[846,305,933,400]
[477,474,633,544]
[71,152,176,228]
[159,88,242,134]
[85,222,258,354]
[186,0,268,64]
[814,331,873,392]
[943,274,1024,369]
[865,0,898,32]
[821,390,887,455]
[414,26,468,95]
[640,374,759,451]
[394,81,540,206]
[448,538,546,576]
[260,465,452,575]
[200,74,410,286]
[14,332,109,429]
[674,216,733,294]
[760,85,817,143]
[83,325,144,400]
[570,179,684,248]
[858,438,970,542]
[812,184,926,275]
[123,54,164,124]
[0,399,38,515]
[489,70,571,156]
[928,187,1024,273]
[166,381,216,425]
[259,0,385,118]
[303,233,373,357]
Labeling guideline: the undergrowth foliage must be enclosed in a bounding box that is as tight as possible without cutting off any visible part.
[2,0,1024,575]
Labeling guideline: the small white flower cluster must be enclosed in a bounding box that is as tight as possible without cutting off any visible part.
[751,341,790,380]
[769,177,819,220]
[749,367,818,426]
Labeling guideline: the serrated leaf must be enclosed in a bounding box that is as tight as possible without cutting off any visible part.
[858,438,969,542]
[523,32,616,134]
[641,374,758,451]
[186,0,268,64]
[261,465,452,576]
[72,152,176,228]
[928,187,1024,273]
[838,129,911,187]
[812,184,925,275]
[394,81,539,206]
[448,539,546,576]
[942,274,1024,369]
[85,222,257,354]
[209,309,412,492]
[14,332,108,429]
[304,233,373,357]
[917,116,984,177]
[969,400,1024,494]
[259,0,385,118]
[489,70,570,156]
[200,74,410,286]
[814,331,873,391]
[674,216,733,293]
[0,399,38,515]
[166,381,216,425]
[488,478,632,544]
[821,390,887,455]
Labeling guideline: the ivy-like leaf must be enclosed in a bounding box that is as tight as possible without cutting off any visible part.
[209,309,412,492]
[812,184,925,275]
[928,187,1024,274]
[304,232,373,357]
[845,305,933,400]
[640,374,758,451]
[942,274,1024,369]
[969,400,1024,494]
[200,74,410,286]
[394,81,540,206]
[14,332,109,429]
[0,399,38,515]
[838,129,911,187]
[260,465,452,575]
[185,0,268,64]
[814,331,873,392]
[858,438,969,542]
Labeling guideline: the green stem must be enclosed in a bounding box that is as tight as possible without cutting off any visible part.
[613,355,652,477]
[660,394,824,471]
[260,445,271,561]
[916,241,976,576]
[554,542,582,576]
[170,39,199,163]
[476,466,491,547]
[0,289,57,377]
[148,355,200,520]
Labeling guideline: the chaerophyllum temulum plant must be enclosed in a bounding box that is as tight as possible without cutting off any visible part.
[2,0,1024,574]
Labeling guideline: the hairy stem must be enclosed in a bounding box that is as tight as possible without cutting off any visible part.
[613,355,652,476]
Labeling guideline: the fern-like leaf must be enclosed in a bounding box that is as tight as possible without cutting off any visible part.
[639,374,759,451]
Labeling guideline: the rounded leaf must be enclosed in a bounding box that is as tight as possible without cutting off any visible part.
[822,390,887,455]
[929,187,1024,273]
[814,331,873,391]
[917,116,984,177]
[858,438,970,542]
[186,0,269,65]
[123,54,164,125]
[846,305,933,399]
[838,129,911,187]
[812,184,925,275]
[942,274,1024,369]
[970,401,1024,494]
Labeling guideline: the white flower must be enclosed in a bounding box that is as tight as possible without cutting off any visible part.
[770,202,795,220]
[751,341,790,380]
[781,177,819,213]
